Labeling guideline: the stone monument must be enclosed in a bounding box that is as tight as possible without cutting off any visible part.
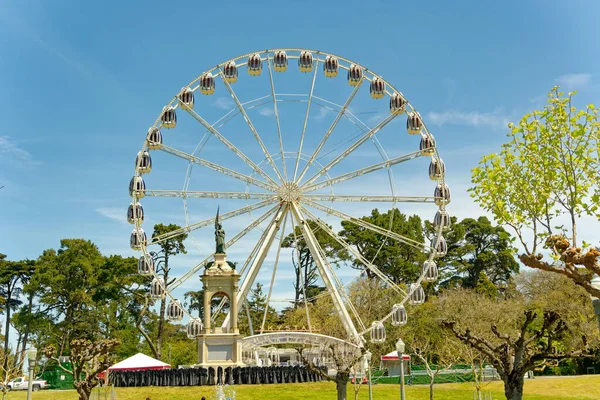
[197,208,244,368]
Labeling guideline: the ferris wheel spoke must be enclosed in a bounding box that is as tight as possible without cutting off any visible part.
[304,199,432,251]
[148,199,273,246]
[144,190,277,201]
[213,211,273,322]
[297,206,367,332]
[219,72,284,182]
[289,202,362,344]
[160,144,276,192]
[302,194,436,203]
[301,150,422,193]
[300,204,406,295]
[169,204,280,291]
[211,223,267,323]
[296,81,363,184]
[302,113,398,187]
[260,215,288,334]
[223,204,288,328]
[288,211,312,331]
[304,221,367,333]
[292,60,319,182]
[266,59,287,180]
[184,107,280,186]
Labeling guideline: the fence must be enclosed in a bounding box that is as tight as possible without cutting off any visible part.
[109,365,327,387]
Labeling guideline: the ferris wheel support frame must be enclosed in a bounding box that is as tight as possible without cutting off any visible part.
[222,204,288,328]
[289,202,362,345]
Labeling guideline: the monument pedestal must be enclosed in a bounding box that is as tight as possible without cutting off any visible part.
[197,333,244,368]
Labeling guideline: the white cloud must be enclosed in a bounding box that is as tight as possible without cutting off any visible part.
[427,110,510,129]
[314,107,332,120]
[0,136,40,167]
[96,207,128,225]
[258,107,275,117]
[214,97,234,110]
[556,73,592,90]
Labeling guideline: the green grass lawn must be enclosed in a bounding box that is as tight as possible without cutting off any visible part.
[4,376,600,400]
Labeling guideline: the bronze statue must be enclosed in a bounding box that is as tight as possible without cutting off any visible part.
[215,207,226,254]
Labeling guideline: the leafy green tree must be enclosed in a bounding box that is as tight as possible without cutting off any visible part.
[239,283,278,335]
[166,335,197,368]
[136,223,187,361]
[184,290,203,319]
[470,87,600,297]
[95,255,145,360]
[282,220,350,306]
[26,239,154,398]
[0,255,35,378]
[474,272,498,299]
[138,322,196,368]
[31,240,107,341]
[29,239,122,400]
[12,272,44,369]
[427,216,519,291]
[340,209,425,284]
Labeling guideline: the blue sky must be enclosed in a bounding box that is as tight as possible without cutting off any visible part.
[1,0,600,315]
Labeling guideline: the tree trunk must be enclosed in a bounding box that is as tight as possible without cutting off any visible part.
[503,372,525,400]
[74,382,92,400]
[336,372,349,400]
[3,289,12,380]
[156,257,169,361]
[294,250,301,307]
[19,292,35,365]
[429,379,435,400]
[157,295,166,360]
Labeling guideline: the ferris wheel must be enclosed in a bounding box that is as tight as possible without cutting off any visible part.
[127,48,450,348]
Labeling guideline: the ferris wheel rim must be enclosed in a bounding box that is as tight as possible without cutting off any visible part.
[129,47,449,344]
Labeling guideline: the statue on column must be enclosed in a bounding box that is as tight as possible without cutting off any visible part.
[215,207,226,254]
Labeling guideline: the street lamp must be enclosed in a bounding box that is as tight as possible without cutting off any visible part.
[591,275,600,330]
[396,339,406,400]
[26,346,37,400]
[364,350,373,400]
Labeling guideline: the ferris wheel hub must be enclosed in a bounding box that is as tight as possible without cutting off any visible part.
[278,182,302,203]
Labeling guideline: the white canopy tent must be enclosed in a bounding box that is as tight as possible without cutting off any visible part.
[108,353,171,371]
[380,351,410,377]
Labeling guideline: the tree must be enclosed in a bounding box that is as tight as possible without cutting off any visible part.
[184,290,203,319]
[427,216,519,291]
[44,339,120,400]
[471,87,600,297]
[30,239,109,365]
[28,239,148,398]
[301,342,365,400]
[474,272,499,299]
[340,209,425,283]
[0,347,26,400]
[439,283,598,400]
[11,268,44,369]
[239,283,278,335]
[137,223,187,361]
[282,220,350,306]
[401,302,453,400]
[95,255,145,360]
[0,255,35,379]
